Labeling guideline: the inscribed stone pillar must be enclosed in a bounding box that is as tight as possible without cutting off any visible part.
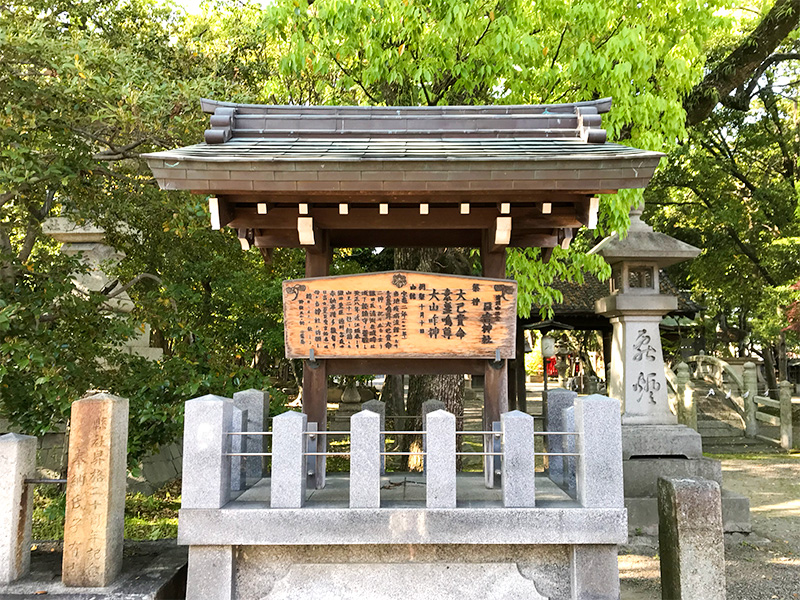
[608,315,677,425]
[63,393,129,587]
[0,433,36,584]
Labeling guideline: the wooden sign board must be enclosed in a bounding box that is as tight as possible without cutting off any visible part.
[283,271,517,359]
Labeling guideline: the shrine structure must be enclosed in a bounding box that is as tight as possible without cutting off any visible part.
[146,99,663,600]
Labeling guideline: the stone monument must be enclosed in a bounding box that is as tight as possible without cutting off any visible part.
[62,393,129,587]
[590,204,750,535]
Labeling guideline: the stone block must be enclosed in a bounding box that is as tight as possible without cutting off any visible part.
[271,411,307,508]
[658,477,726,600]
[570,544,621,600]
[622,424,703,460]
[230,407,246,492]
[627,488,751,537]
[543,388,576,486]
[362,399,386,474]
[422,400,446,473]
[182,395,233,509]
[233,389,268,480]
[350,410,381,508]
[623,457,721,497]
[0,433,36,584]
[63,393,129,587]
[500,410,536,508]
[186,545,234,600]
[426,410,456,508]
[576,395,624,509]
[562,406,577,498]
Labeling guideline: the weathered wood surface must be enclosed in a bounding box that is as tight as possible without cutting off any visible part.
[283,271,517,359]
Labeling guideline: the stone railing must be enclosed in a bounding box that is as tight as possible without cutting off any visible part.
[666,356,793,449]
[181,393,623,510]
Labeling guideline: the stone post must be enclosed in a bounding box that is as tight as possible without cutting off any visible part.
[562,406,577,498]
[233,389,269,481]
[575,395,624,508]
[780,380,793,450]
[542,388,576,486]
[426,410,456,508]
[742,362,758,437]
[362,399,386,474]
[186,546,234,600]
[271,411,307,508]
[0,433,36,584]
[230,407,246,492]
[350,410,381,508]
[63,393,129,587]
[658,477,726,600]
[182,395,233,509]
[500,411,536,508]
[676,362,697,430]
[422,399,446,472]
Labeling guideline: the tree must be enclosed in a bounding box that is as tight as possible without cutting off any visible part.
[647,2,800,392]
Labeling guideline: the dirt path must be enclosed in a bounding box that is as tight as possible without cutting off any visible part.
[619,454,800,599]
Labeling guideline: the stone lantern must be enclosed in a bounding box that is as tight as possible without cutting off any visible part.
[590,204,699,427]
[588,205,750,537]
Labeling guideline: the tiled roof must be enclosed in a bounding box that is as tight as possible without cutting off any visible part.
[530,272,702,317]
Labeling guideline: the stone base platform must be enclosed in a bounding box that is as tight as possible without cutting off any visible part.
[181,474,627,600]
[0,540,186,599]
[626,489,751,536]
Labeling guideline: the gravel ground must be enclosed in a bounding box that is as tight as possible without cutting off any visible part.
[619,454,800,599]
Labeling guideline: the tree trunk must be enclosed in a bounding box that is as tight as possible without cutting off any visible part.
[395,247,470,470]
[763,346,780,399]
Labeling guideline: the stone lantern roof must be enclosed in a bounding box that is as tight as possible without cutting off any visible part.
[589,206,700,267]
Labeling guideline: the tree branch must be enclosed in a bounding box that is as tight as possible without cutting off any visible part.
[684,0,800,126]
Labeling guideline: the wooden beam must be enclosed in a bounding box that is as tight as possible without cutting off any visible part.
[297,216,316,246]
[494,216,512,248]
[509,232,558,247]
[219,190,592,205]
[208,196,235,229]
[326,358,486,375]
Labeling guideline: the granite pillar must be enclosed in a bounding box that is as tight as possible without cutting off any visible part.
[232,389,269,480]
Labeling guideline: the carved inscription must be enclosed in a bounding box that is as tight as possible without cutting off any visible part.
[631,327,660,403]
[632,328,657,362]
[283,271,517,359]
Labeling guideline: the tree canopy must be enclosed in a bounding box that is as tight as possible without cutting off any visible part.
[2,0,799,449]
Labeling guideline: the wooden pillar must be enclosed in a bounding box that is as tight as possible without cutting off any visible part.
[303,232,331,489]
[508,356,518,412]
[516,321,527,413]
[602,328,613,387]
[481,231,508,428]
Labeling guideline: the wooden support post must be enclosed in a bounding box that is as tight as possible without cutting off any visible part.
[304,234,331,489]
[508,356,518,412]
[516,321,527,413]
[481,230,508,428]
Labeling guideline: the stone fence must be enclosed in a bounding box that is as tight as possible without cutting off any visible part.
[178,392,627,600]
[667,356,794,449]
[182,394,622,510]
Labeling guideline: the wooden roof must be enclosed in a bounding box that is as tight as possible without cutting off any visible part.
[523,271,702,331]
[144,99,663,250]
